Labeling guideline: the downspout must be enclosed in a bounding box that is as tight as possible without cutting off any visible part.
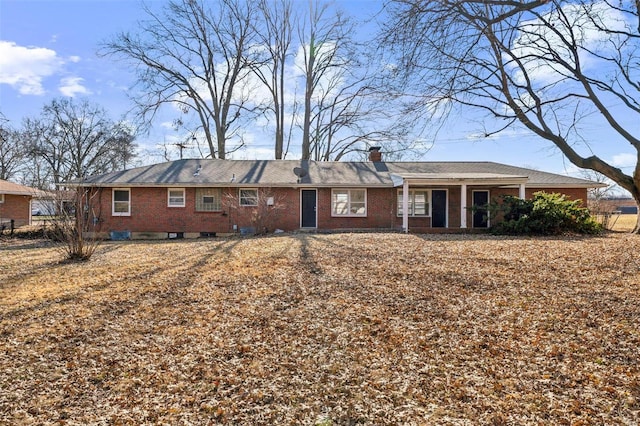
[403,179,409,233]
[460,184,467,229]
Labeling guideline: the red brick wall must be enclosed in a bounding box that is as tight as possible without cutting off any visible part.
[0,194,31,227]
[317,188,398,230]
[93,187,302,234]
[464,187,589,227]
[92,185,590,235]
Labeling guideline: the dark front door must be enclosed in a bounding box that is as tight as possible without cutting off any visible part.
[301,189,317,228]
[432,190,447,228]
[473,190,490,228]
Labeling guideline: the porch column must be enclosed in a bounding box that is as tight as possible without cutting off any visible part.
[403,179,409,233]
[519,183,526,199]
[460,183,467,229]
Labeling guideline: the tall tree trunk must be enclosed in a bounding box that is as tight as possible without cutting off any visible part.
[301,25,316,160]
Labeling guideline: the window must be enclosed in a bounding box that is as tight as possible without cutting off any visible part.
[112,188,130,216]
[168,188,185,207]
[332,189,366,216]
[0,194,4,203]
[196,188,222,211]
[239,189,258,206]
[398,190,430,216]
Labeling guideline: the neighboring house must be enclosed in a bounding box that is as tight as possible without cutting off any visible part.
[71,149,604,239]
[0,179,39,229]
[31,190,77,216]
[593,197,638,215]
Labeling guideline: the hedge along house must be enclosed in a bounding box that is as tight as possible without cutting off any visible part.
[70,150,603,239]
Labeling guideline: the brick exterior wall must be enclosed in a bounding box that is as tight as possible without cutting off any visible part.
[91,185,589,237]
[92,187,301,235]
[0,194,31,227]
[462,186,588,230]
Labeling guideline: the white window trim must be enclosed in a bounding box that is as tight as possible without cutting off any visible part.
[397,189,431,217]
[0,194,4,203]
[239,188,258,207]
[331,188,367,217]
[112,188,131,216]
[167,188,186,208]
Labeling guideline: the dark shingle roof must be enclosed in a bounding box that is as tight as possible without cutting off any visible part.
[76,159,601,188]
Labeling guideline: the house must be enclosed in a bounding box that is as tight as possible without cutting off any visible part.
[0,179,39,230]
[71,150,603,239]
[593,197,638,215]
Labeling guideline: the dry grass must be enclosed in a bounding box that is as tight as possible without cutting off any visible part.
[608,214,637,233]
[1,233,639,425]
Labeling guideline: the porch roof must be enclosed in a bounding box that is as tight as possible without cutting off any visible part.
[390,172,529,187]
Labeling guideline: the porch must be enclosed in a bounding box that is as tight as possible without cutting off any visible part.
[391,173,528,233]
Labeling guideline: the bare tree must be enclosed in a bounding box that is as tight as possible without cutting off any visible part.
[47,187,103,261]
[295,2,409,161]
[0,114,25,181]
[307,67,412,161]
[298,1,353,160]
[102,0,259,159]
[223,188,286,234]
[22,98,137,189]
[252,0,296,159]
[384,0,640,232]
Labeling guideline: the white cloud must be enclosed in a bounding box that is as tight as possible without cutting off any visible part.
[68,55,81,63]
[59,76,91,97]
[611,153,636,168]
[160,121,176,130]
[0,40,63,95]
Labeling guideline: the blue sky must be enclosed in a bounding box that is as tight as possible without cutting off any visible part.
[0,0,636,186]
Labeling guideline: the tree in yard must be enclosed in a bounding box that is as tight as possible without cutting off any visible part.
[102,0,260,159]
[48,187,103,261]
[0,114,25,181]
[383,0,640,232]
[223,188,286,235]
[22,98,137,189]
[252,0,296,160]
[298,1,356,160]
[295,1,409,161]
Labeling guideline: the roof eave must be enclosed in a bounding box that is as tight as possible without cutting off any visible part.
[526,183,608,189]
[0,190,35,196]
[394,178,530,187]
[73,182,394,188]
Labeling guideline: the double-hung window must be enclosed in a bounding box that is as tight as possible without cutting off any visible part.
[239,189,258,206]
[112,188,131,216]
[332,189,366,216]
[168,188,185,207]
[196,188,222,211]
[398,189,430,216]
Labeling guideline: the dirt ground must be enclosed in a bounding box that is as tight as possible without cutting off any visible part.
[1,233,639,425]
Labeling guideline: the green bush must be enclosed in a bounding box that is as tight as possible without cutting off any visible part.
[491,191,602,235]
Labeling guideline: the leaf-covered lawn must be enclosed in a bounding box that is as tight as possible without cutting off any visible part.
[1,233,639,425]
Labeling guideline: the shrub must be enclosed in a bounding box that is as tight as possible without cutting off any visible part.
[46,188,102,261]
[491,191,602,235]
